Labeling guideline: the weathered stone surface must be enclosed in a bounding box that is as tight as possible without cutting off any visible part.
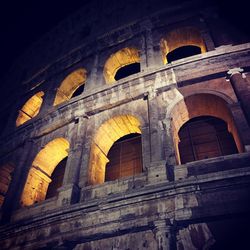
[0,0,250,249]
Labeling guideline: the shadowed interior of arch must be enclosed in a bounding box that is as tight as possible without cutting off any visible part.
[71,84,85,98]
[178,116,238,164]
[105,133,142,181]
[88,115,142,185]
[114,62,140,81]
[45,156,67,199]
[20,138,69,206]
[166,45,201,63]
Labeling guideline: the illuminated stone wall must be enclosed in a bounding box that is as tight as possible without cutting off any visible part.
[53,68,87,106]
[20,138,69,206]
[16,91,44,127]
[0,0,250,249]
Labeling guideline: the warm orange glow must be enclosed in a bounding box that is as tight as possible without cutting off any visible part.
[21,138,69,206]
[88,115,141,185]
[160,27,206,64]
[103,47,140,84]
[16,91,44,127]
[170,94,242,164]
[0,163,14,207]
[53,68,87,106]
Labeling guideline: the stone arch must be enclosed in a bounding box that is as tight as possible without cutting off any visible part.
[0,162,15,207]
[16,91,44,127]
[88,115,142,185]
[169,93,242,164]
[21,138,69,206]
[103,47,140,84]
[53,68,87,106]
[160,27,206,64]
[178,116,238,164]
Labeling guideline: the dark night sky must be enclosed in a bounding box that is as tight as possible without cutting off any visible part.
[0,0,248,80]
[0,1,88,79]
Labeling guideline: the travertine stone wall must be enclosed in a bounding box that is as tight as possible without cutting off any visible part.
[0,0,250,249]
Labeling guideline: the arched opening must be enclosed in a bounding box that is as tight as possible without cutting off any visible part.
[166,45,201,63]
[0,163,14,207]
[178,116,238,164]
[53,68,87,106]
[16,91,44,127]
[170,93,242,165]
[45,157,67,199]
[21,138,69,206]
[160,27,206,64]
[114,62,140,81]
[103,47,140,84]
[88,115,142,185]
[105,133,142,181]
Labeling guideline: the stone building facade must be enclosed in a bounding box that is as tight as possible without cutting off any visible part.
[0,0,250,249]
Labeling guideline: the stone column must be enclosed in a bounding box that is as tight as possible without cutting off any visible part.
[140,19,160,71]
[147,89,164,162]
[229,102,250,152]
[77,117,96,201]
[162,117,177,181]
[153,219,174,250]
[1,139,37,222]
[39,79,58,114]
[200,28,215,51]
[85,53,99,91]
[140,125,151,171]
[57,116,86,206]
[227,68,250,125]
[146,90,168,184]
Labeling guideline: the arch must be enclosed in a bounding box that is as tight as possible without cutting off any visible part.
[88,115,142,185]
[21,138,69,206]
[53,68,87,106]
[105,133,142,181]
[16,91,44,127]
[169,94,242,164]
[160,27,206,64]
[0,163,15,207]
[178,116,238,164]
[103,47,140,84]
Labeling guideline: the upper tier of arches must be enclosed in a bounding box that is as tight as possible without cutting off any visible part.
[15,26,207,127]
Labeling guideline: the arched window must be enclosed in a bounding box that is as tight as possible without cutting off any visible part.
[45,157,67,199]
[0,163,14,207]
[21,138,69,206]
[53,68,87,106]
[16,91,44,127]
[178,116,238,164]
[88,115,142,185]
[170,93,242,165]
[103,48,140,84]
[105,133,142,181]
[160,27,206,64]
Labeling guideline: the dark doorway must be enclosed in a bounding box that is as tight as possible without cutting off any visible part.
[167,45,201,63]
[105,133,142,181]
[46,157,67,199]
[178,116,238,164]
[114,63,140,81]
[71,84,85,98]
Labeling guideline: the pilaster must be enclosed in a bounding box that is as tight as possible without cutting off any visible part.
[227,68,250,125]
[57,116,86,205]
[153,219,175,250]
